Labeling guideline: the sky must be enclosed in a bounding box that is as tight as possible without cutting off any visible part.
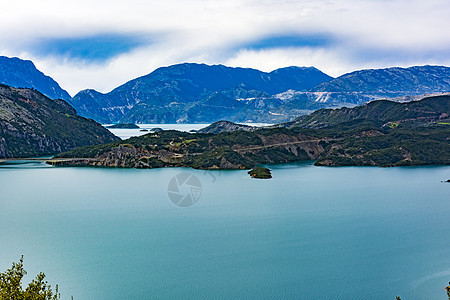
[0,0,449,96]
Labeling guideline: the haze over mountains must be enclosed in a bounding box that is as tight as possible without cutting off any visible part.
[0,56,449,125]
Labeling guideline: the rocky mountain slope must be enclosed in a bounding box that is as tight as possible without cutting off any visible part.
[247,66,450,120]
[69,63,333,123]
[299,65,450,106]
[54,95,449,168]
[0,56,71,100]
[269,66,333,91]
[313,66,450,95]
[2,56,448,125]
[0,85,119,158]
[69,64,450,124]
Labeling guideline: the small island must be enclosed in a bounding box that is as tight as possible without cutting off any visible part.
[106,123,140,129]
[248,167,272,179]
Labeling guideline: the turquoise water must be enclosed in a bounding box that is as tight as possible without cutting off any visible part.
[0,161,449,299]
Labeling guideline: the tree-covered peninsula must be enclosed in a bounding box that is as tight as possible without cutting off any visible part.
[53,95,449,169]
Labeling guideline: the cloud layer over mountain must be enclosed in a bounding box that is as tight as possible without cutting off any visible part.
[1,0,449,95]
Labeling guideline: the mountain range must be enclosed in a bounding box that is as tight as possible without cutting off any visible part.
[69,63,333,123]
[0,56,449,124]
[69,63,450,124]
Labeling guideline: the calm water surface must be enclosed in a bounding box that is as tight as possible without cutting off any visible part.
[0,161,449,299]
[105,123,272,140]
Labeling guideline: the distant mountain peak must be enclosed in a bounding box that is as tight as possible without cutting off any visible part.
[270,65,334,91]
[275,66,319,71]
[0,56,71,100]
[74,89,105,96]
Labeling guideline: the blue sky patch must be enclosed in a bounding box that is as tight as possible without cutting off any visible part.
[244,34,335,50]
[31,33,151,62]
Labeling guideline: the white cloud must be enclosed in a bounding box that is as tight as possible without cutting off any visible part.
[0,0,449,95]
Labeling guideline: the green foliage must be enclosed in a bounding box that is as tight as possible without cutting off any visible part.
[245,147,310,164]
[248,167,272,179]
[54,142,121,158]
[293,95,450,129]
[206,130,263,147]
[55,110,449,169]
[186,147,251,169]
[0,256,60,300]
[316,126,450,166]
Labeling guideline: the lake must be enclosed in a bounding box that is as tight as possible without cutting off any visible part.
[104,123,273,140]
[0,161,449,299]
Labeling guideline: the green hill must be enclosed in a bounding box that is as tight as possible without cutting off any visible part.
[0,85,119,158]
[290,95,450,129]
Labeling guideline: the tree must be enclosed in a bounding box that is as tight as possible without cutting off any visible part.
[0,256,60,300]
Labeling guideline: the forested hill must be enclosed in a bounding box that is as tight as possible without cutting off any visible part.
[0,85,119,158]
[289,95,450,129]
